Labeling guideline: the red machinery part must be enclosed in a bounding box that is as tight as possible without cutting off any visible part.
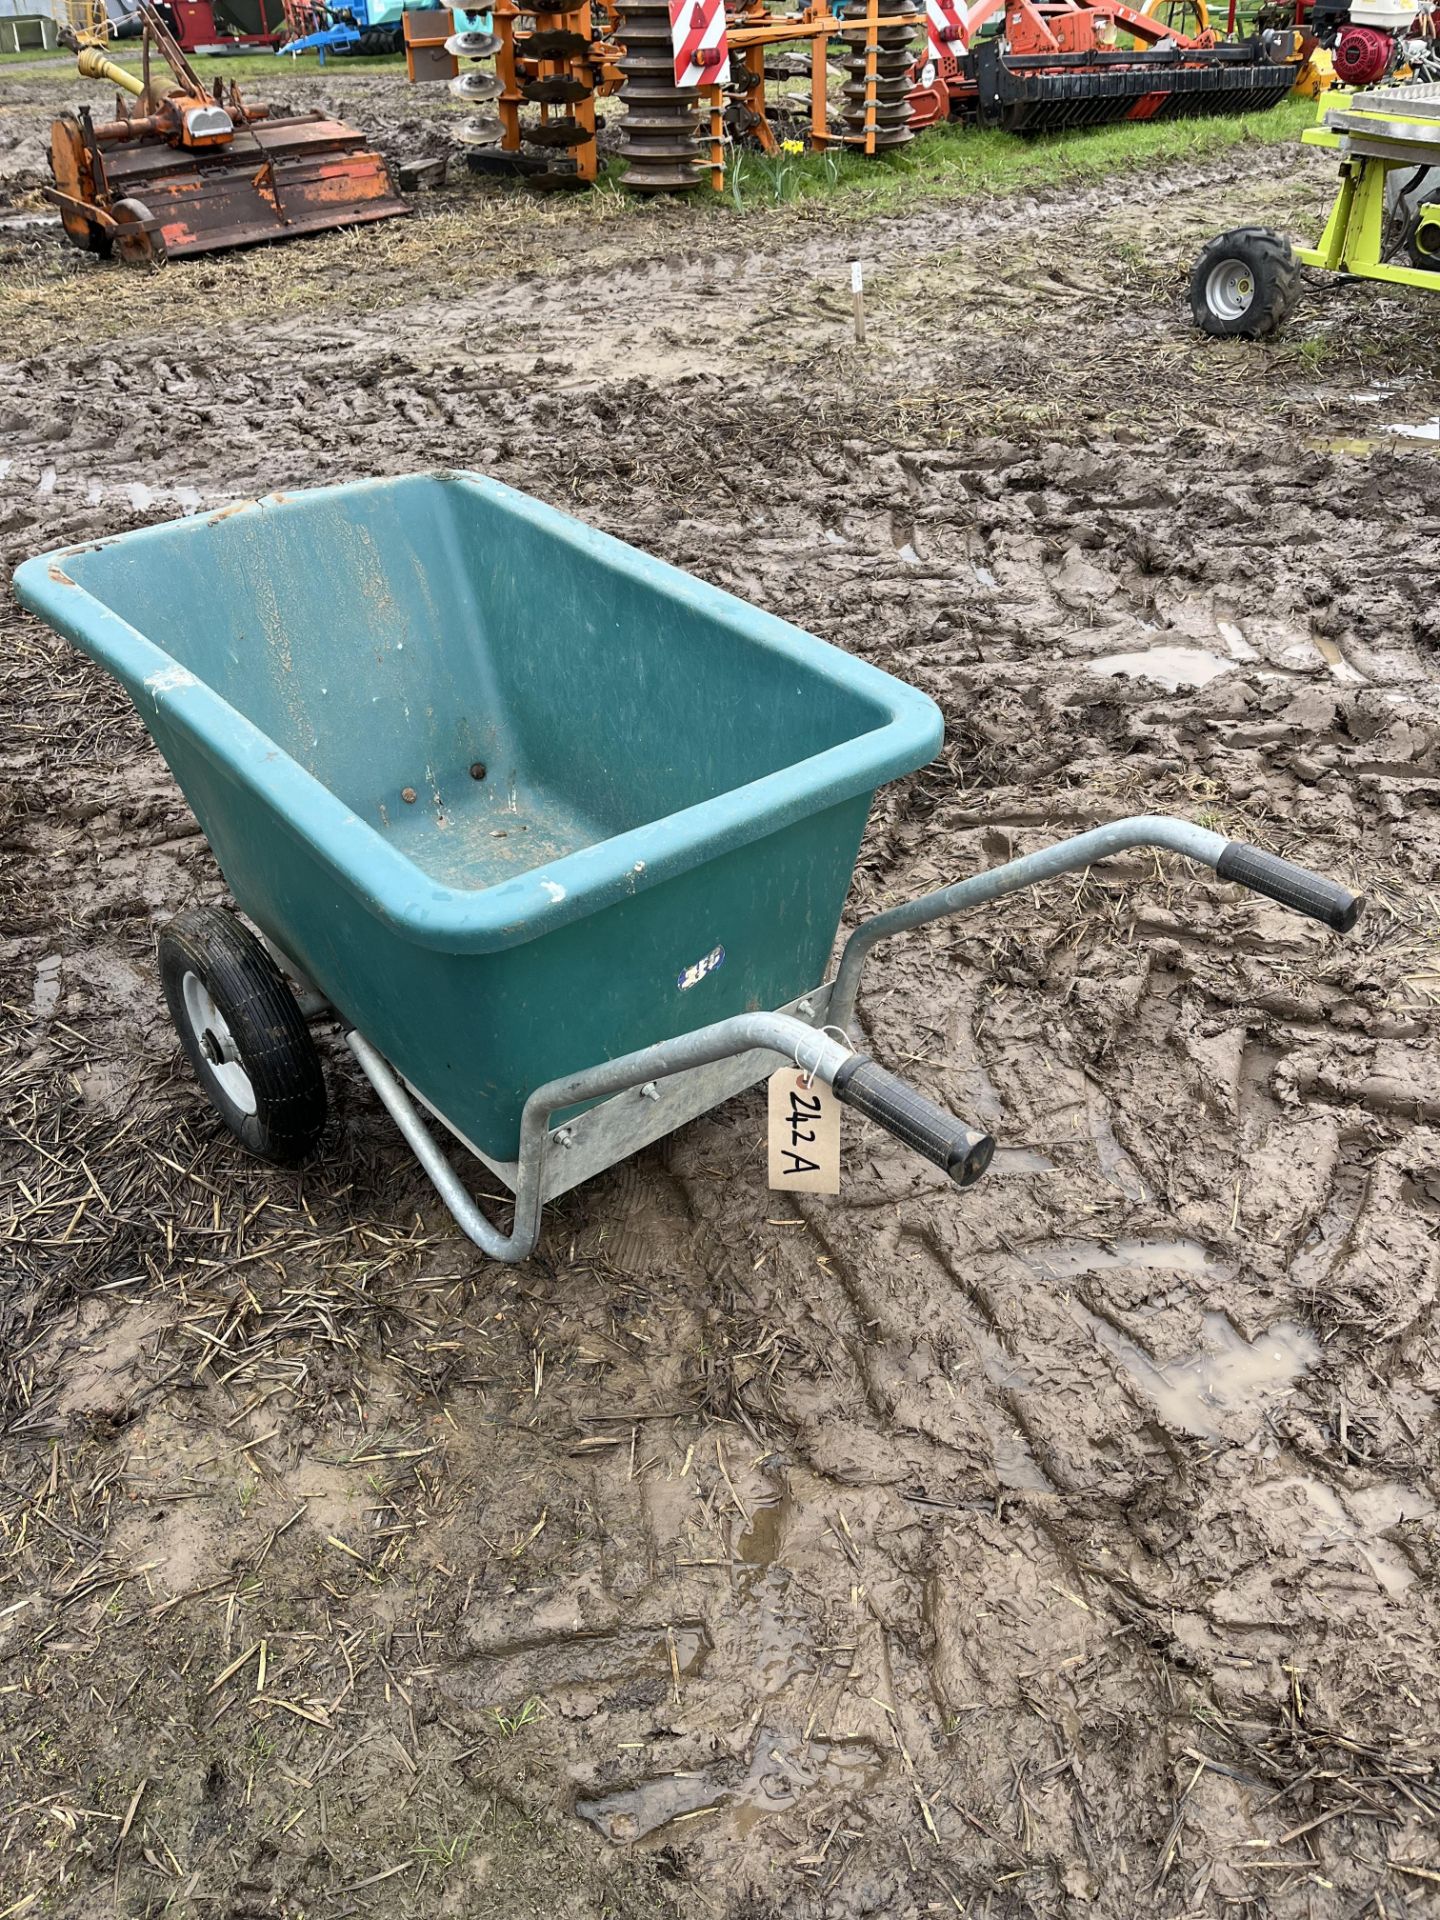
[167,0,285,51]
[908,55,954,124]
[1333,22,1392,82]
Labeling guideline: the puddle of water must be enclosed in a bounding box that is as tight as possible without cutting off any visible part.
[1313,634,1367,684]
[1386,416,1440,440]
[990,1147,1056,1177]
[1087,646,1236,692]
[1216,620,1260,663]
[661,1626,709,1679]
[123,480,204,514]
[1085,1091,1149,1203]
[958,1055,1007,1131]
[1350,381,1404,404]
[1306,435,1383,456]
[1027,1236,1216,1281]
[749,1566,813,1694]
[1285,1477,1433,1597]
[475,1620,709,1695]
[577,1770,724,1843]
[736,1495,788,1570]
[579,1730,882,1845]
[987,1422,1053,1493]
[1067,1302,1317,1443]
[972,563,997,588]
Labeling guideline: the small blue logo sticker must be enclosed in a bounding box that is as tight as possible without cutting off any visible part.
[677,944,726,991]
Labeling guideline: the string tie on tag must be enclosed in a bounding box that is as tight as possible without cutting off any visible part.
[802,1025,854,1090]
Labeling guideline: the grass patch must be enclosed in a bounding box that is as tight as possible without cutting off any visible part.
[712,95,1316,218]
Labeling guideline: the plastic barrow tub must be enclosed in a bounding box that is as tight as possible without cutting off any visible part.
[16,473,1364,1261]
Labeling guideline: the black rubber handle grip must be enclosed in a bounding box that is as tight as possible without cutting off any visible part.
[1215,842,1363,934]
[831,1055,995,1188]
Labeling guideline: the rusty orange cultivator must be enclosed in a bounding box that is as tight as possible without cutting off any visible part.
[47,0,407,262]
[909,0,1299,131]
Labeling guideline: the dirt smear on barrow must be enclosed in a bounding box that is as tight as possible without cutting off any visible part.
[3,138,1440,1920]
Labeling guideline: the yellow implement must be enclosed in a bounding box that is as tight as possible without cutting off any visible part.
[57,0,109,44]
[1191,82,1440,335]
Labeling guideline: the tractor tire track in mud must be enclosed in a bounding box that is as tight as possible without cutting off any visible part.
[2,137,1438,1920]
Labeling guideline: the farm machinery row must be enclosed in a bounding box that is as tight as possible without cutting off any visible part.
[55,0,1428,250]
[438,0,1305,193]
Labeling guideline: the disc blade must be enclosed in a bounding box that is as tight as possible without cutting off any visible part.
[449,69,504,96]
[524,114,593,144]
[452,114,504,144]
[518,27,589,54]
[522,73,593,101]
[445,28,501,54]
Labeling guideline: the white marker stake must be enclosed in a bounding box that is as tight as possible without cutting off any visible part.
[851,258,865,345]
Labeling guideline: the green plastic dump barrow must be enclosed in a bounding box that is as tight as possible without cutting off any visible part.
[16,474,1364,1260]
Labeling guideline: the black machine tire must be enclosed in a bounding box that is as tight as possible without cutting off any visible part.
[158,907,327,1165]
[1190,227,1301,339]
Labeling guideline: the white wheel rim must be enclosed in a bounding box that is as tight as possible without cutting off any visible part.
[181,970,258,1118]
[1206,259,1256,323]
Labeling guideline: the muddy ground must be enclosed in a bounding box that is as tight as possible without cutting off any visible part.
[2,79,1439,1920]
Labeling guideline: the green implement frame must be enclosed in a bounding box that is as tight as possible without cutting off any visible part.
[1298,83,1440,288]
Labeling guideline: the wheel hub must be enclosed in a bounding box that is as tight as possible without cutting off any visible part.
[1206,259,1255,322]
[181,969,258,1117]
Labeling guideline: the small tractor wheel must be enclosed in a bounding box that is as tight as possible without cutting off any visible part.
[159,906,327,1165]
[1190,227,1301,339]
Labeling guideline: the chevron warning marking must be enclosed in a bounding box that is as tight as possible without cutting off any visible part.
[669,0,730,87]
[925,0,967,60]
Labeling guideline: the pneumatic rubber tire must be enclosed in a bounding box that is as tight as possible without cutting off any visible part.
[1190,227,1301,339]
[158,907,327,1166]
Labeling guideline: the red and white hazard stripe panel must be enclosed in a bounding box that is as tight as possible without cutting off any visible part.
[669,0,730,86]
[925,0,967,62]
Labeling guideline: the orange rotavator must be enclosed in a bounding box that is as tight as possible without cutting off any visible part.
[46,0,407,263]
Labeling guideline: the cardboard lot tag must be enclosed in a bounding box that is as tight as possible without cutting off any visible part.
[767,1067,841,1194]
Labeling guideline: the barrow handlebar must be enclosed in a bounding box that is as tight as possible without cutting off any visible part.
[348,815,1360,1262]
[832,1054,994,1187]
[829,815,1363,1031]
[1214,841,1361,932]
[349,1009,996,1263]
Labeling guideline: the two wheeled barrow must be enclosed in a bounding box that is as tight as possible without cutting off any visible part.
[15,474,1363,1261]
